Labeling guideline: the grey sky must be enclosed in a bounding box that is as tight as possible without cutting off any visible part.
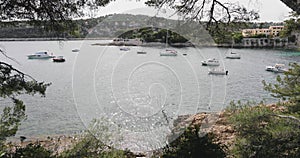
[95,0,292,22]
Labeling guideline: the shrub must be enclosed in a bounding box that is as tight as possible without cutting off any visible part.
[161,125,226,158]
[8,143,53,158]
[59,119,135,158]
[229,101,300,157]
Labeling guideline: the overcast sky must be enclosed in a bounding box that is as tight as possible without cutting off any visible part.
[94,0,292,22]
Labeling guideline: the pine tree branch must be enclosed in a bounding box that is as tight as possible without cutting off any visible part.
[0,47,20,65]
[272,114,300,123]
[0,61,36,82]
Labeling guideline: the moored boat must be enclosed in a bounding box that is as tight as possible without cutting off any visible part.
[72,48,80,52]
[226,52,241,59]
[266,64,287,73]
[160,49,178,56]
[160,30,178,57]
[201,58,220,66]
[208,69,228,75]
[53,56,65,62]
[137,51,147,54]
[27,51,54,59]
[120,47,130,51]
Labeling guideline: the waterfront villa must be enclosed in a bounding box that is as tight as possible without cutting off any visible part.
[242,26,284,37]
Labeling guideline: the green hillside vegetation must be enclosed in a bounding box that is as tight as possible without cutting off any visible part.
[118,27,188,43]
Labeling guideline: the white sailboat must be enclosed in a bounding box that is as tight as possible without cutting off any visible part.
[226,39,241,59]
[160,30,178,56]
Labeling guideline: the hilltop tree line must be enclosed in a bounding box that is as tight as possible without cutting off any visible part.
[0,17,287,45]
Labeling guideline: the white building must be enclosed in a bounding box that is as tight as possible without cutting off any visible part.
[241,26,284,37]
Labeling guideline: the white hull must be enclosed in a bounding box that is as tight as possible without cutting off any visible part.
[201,59,220,66]
[208,70,228,75]
[27,55,53,59]
[27,51,54,59]
[266,64,287,73]
[160,53,177,56]
[226,52,241,59]
[266,67,287,73]
[160,49,177,56]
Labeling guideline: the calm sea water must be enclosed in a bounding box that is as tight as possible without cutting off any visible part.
[0,40,299,138]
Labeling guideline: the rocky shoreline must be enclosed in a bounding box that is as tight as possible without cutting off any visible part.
[6,111,234,155]
[5,103,287,156]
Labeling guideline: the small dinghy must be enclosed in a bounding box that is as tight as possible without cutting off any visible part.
[72,48,80,52]
[137,51,147,54]
[53,56,65,62]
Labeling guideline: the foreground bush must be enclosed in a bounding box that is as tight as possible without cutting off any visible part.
[228,102,300,157]
[59,119,135,158]
[59,133,134,158]
[226,63,300,157]
[5,143,53,158]
[160,125,226,158]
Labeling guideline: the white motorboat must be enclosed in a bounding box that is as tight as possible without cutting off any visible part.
[160,49,177,56]
[266,64,288,73]
[27,51,54,59]
[208,69,228,75]
[226,52,241,59]
[201,58,220,66]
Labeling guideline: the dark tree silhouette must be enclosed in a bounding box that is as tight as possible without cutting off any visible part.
[145,0,259,28]
[0,59,50,151]
[0,0,259,30]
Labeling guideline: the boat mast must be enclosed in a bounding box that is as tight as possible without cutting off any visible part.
[166,29,168,48]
